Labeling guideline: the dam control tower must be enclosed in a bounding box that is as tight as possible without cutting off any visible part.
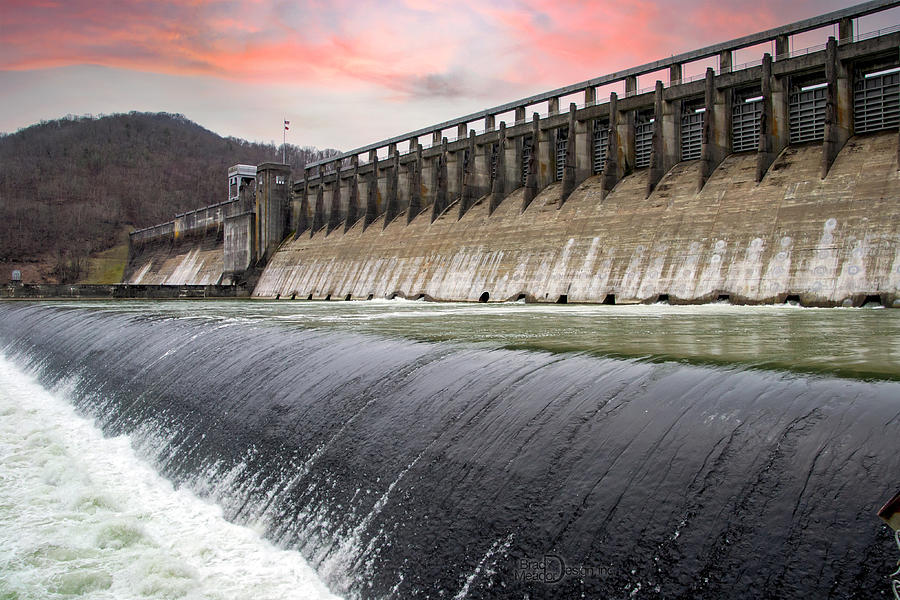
[227,164,257,204]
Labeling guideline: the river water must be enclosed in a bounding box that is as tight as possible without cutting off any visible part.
[0,299,898,599]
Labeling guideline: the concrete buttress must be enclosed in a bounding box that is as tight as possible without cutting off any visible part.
[407,144,422,224]
[822,37,852,179]
[383,151,400,229]
[490,124,507,214]
[328,168,342,235]
[345,156,360,233]
[522,114,540,212]
[602,93,620,199]
[312,177,325,235]
[560,104,577,206]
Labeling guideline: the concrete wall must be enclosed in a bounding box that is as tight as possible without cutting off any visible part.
[2,283,249,299]
[255,163,291,261]
[125,6,900,298]
[125,199,241,285]
[124,228,227,286]
[223,212,255,278]
[254,131,900,307]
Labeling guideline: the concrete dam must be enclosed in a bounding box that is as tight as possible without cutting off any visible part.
[125,1,900,307]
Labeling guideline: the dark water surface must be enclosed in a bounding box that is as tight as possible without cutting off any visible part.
[38,298,900,379]
[0,300,897,599]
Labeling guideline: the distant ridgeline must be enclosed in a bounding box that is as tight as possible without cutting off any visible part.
[124,1,900,307]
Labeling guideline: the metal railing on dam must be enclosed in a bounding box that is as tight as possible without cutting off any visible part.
[303,0,899,164]
[291,0,900,235]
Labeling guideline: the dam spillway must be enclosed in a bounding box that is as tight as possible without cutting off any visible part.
[0,301,898,599]
[121,1,900,306]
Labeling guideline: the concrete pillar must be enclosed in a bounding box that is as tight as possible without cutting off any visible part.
[432,131,442,146]
[490,123,507,214]
[294,168,311,238]
[422,153,434,212]
[548,97,559,115]
[458,131,476,219]
[312,178,325,234]
[408,137,417,154]
[345,156,359,233]
[429,143,440,217]
[772,63,790,160]
[515,107,526,124]
[327,169,342,234]
[665,95,681,167]
[431,138,448,222]
[625,76,637,96]
[407,144,422,223]
[574,102,592,183]
[822,37,852,179]
[617,93,635,173]
[584,87,596,106]
[506,131,521,193]
[719,50,733,73]
[477,135,491,196]
[775,34,790,59]
[522,113,540,212]
[364,151,378,230]
[756,53,781,183]
[648,81,666,197]
[288,183,300,236]
[254,172,263,247]
[670,63,683,85]
[383,151,400,229]
[485,114,495,131]
[276,164,291,245]
[538,115,554,190]
[602,92,620,198]
[560,104,577,206]
[446,146,460,205]
[398,158,411,217]
[450,145,463,208]
[699,68,728,191]
[457,123,467,140]
[839,17,853,42]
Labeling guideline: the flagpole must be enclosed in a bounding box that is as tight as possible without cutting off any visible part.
[282,117,286,164]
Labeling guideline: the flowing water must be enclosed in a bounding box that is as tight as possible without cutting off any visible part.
[0,299,898,599]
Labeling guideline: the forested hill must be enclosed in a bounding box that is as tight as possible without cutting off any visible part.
[0,112,338,282]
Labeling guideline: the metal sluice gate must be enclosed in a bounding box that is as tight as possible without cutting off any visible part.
[733,98,762,152]
[517,66,898,182]
[681,111,704,161]
[521,136,533,185]
[490,143,499,184]
[593,121,609,175]
[789,86,827,143]
[635,121,653,168]
[555,128,568,181]
[855,70,900,133]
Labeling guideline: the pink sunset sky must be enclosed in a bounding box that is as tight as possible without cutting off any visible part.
[2,0,899,151]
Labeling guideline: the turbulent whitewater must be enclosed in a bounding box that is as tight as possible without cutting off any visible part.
[0,350,339,600]
[0,301,897,599]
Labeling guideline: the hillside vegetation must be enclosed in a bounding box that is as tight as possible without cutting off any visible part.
[0,112,338,282]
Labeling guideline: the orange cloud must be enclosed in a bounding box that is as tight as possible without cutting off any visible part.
[0,0,862,102]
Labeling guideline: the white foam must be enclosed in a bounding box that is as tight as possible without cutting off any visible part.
[0,354,341,600]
